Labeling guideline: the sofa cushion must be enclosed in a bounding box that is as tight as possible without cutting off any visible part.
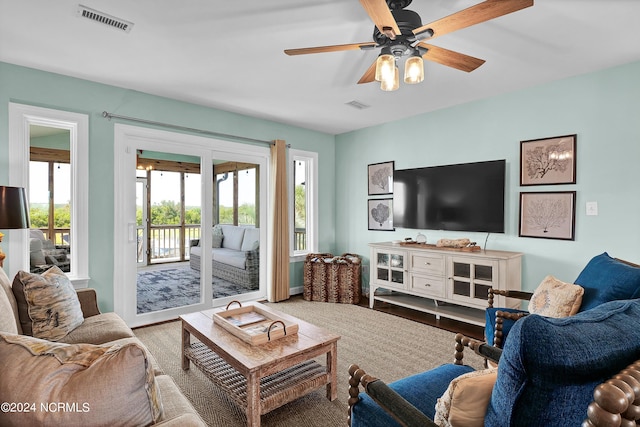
[212,224,224,248]
[351,363,474,427]
[434,367,497,427]
[213,248,248,270]
[12,266,84,340]
[155,375,206,425]
[0,333,163,427]
[60,311,135,345]
[0,267,20,334]
[486,299,640,427]
[527,275,584,318]
[241,227,260,251]
[574,252,640,311]
[220,225,245,250]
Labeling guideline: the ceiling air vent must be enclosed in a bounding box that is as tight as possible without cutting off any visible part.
[76,5,134,33]
[345,100,370,110]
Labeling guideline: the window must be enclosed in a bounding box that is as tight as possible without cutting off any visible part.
[214,162,258,226]
[289,149,318,258]
[8,103,89,285]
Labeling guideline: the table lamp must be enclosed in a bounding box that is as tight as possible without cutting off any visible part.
[0,186,31,268]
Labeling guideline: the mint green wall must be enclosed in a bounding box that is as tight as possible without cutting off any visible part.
[0,62,336,311]
[335,61,640,291]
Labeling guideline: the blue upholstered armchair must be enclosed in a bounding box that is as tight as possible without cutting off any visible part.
[348,298,640,427]
[486,252,640,348]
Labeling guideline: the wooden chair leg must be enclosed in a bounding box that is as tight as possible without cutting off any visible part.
[348,364,367,426]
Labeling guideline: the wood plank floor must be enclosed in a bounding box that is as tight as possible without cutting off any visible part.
[358,298,485,340]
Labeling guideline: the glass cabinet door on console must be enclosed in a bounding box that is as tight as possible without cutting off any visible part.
[448,256,498,309]
[374,249,407,290]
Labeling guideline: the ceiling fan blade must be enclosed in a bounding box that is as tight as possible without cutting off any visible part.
[359,0,401,39]
[284,42,376,56]
[357,60,377,84]
[419,43,485,72]
[413,0,533,40]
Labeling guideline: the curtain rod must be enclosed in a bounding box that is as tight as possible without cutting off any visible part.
[102,111,281,146]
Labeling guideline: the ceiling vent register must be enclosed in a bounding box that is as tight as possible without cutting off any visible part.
[76,4,134,33]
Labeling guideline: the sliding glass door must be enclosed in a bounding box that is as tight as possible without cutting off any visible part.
[114,124,269,327]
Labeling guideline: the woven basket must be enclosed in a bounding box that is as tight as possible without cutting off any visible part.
[303,253,361,304]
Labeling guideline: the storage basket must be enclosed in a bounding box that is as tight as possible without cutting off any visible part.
[303,253,361,304]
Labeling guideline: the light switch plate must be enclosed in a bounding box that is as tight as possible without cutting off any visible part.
[586,201,598,216]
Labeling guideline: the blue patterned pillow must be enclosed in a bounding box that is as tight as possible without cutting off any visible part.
[574,252,640,311]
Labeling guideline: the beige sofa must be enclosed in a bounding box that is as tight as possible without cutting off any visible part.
[0,267,205,427]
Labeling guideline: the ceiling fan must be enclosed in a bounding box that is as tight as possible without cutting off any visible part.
[284,0,533,90]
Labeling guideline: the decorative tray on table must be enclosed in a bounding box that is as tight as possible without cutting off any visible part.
[212,301,299,345]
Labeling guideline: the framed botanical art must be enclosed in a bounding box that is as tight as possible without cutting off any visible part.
[520,134,576,186]
[368,198,394,231]
[519,191,576,240]
[368,161,394,195]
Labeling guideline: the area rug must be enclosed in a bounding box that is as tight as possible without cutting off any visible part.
[134,297,485,426]
[137,266,255,314]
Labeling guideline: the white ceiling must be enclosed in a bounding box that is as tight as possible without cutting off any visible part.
[1,1,639,135]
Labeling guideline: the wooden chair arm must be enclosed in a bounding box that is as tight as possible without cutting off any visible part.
[583,360,640,426]
[454,333,502,367]
[492,310,530,348]
[487,288,534,308]
[347,364,436,427]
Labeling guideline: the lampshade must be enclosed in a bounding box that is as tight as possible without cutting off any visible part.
[381,66,399,91]
[404,54,424,84]
[375,51,395,82]
[0,186,30,229]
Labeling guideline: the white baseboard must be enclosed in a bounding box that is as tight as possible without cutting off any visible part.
[290,285,303,296]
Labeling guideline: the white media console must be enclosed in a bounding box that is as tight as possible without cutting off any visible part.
[369,242,523,326]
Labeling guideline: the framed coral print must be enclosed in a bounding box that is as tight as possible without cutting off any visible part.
[368,161,394,195]
[368,198,394,231]
[519,191,576,240]
[520,134,576,186]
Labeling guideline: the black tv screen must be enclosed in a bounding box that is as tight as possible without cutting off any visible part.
[393,160,505,233]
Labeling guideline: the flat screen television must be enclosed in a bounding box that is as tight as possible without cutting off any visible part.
[393,159,505,233]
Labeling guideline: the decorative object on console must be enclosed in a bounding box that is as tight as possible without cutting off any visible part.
[436,238,472,248]
[415,233,427,244]
[519,191,576,240]
[0,186,31,268]
[367,161,394,196]
[520,134,577,186]
[368,198,394,231]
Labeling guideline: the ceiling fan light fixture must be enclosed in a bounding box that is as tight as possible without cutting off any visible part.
[404,54,424,84]
[375,49,395,82]
[380,66,399,91]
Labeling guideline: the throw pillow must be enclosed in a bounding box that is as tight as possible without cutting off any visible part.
[0,333,163,426]
[11,266,84,341]
[434,367,498,427]
[575,252,640,311]
[0,268,19,335]
[528,275,584,318]
[212,224,224,248]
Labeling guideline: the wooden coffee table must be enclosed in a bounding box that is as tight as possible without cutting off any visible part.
[180,302,340,427]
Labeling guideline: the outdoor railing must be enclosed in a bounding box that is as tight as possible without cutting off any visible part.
[294,228,306,251]
[137,224,201,264]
